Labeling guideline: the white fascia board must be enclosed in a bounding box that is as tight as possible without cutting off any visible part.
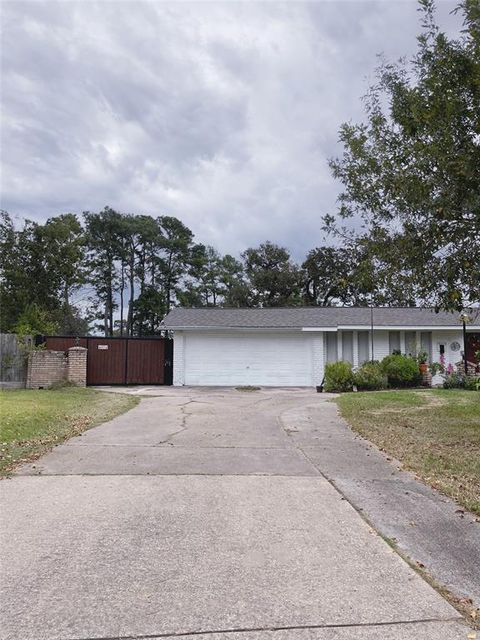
[166,326,303,332]
[337,325,479,331]
[166,324,479,332]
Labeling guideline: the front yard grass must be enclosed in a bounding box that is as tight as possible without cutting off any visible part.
[0,387,138,475]
[335,389,480,515]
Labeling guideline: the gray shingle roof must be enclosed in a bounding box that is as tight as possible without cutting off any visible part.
[163,307,478,329]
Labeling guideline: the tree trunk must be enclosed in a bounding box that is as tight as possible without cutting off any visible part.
[120,261,125,337]
[127,257,135,337]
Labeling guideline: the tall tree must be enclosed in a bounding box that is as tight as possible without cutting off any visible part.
[303,247,361,306]
[84,207,122,336]
[181,244,224,307]
[302,244,417,306]
[0,211,32,331]
[40,214,86,329]
[0,211,87,333]
[219,254,248,307]
[156,216,194,311]
[325,0,480,311]
[242,242,304,307]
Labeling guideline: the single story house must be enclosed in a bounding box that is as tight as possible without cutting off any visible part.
[162,307,480,387]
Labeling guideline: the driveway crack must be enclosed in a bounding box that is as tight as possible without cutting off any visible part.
[61,617,466,640]
[156,398,195,445]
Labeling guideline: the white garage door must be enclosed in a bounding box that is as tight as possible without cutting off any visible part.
[184,332,313,386]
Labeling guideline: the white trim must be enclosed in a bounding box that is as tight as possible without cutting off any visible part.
[169,326,304,332]
[337,325,480,331]
[168,324,480,332]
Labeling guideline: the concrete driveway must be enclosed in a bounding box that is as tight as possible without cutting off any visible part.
[0,387,473,640]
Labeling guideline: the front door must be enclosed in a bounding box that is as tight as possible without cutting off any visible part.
[466,334,480,371]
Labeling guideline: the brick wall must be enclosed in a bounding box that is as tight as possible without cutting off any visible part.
[173,331,185,386]
[67,347,87,386]
[27,350,67,389]
[26,346,87,389]
[311,334,324,386]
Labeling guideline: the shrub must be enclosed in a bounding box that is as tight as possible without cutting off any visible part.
[354,361,388,391]
[429,362,444,376]
[324,361,354,392]
[444,373,480,390]
[380,354,420,388]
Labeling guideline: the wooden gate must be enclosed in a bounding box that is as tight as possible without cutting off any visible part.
[42,336,173,386]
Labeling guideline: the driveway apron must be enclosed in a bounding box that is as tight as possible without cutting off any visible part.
[0,388,472,640]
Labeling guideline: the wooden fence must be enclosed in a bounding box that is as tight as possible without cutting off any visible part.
[0,334,32,388]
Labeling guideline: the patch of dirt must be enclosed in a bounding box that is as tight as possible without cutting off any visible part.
[413,392,448,407]
[369,393,448,416]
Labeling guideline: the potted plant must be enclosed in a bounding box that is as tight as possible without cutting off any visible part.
[417,351,429,373]
[429,361,444,377]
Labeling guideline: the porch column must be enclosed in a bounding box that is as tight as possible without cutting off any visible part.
[353,331,359,368]
[400,331,406,354]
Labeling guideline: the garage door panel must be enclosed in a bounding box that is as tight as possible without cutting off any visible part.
[184,332,312,386]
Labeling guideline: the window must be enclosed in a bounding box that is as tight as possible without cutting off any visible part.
[389,331,401,354]
[357,331,369,365]
[420,331,432,362]
[405,331,416,357]
[325,332,338,363]
[342,332,353,364]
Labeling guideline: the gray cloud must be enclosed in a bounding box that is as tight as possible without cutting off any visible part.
[1,0,461,260]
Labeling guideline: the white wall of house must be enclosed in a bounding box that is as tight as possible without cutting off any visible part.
[172,328,467,387]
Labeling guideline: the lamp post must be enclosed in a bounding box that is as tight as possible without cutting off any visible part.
[459,310,471,376]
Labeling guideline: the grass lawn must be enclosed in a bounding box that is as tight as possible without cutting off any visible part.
[0,387,138,475]
[335,389,480,515]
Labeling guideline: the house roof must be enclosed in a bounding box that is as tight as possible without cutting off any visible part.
[163,307,480,330]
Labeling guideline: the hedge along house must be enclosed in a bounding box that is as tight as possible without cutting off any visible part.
[162,307,480,388]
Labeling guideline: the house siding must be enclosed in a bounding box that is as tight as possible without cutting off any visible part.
[430,330,465,384]
[171,327,468,387]
[372,331,390,362]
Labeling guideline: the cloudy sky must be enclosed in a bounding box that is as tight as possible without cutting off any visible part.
[1,0,461,259]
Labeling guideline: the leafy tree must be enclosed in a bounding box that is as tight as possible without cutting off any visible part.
[303,247,359,306]
[40,214,85,308]
[242,242,304,307]
[156,216,194,311]
[219,254,248,307]
[0,211,87,333]
[13,303,59,338]
[0,211,27,331]
[121,214,158,336]
[84,207,122,336]
[40,214,86,331]
[131,286,166,335]
[302,244,417,306]
[182,244,224,307]
[325,0,480,311]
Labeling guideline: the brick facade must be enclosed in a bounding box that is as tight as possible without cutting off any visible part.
[67,347,87,386]
[27,346,87,389]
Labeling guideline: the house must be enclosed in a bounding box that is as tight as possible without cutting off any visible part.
[162,307,480,387]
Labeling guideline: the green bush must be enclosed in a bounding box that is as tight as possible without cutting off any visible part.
[380,354,420,388]
[354,361,388,390]
[324,361,355,392]
[444,373,480,390]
